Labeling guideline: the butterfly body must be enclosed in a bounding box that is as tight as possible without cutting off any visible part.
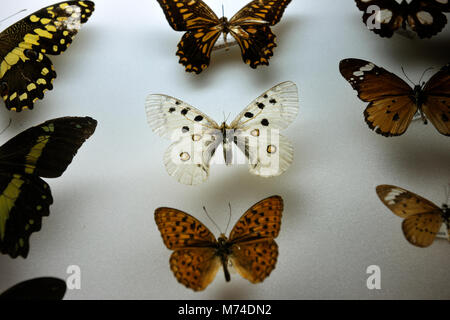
[0,1,94,112]
[376,185,450,247]
[146,81,299,185]
[355,0,450,38]
[157,0,291,73]
[155,196,283,291]
[340,59,450,137]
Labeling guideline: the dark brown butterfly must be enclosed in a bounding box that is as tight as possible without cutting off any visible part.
[355,0,450,38]
[339,58,450,137]
[0,277,66,300]
[157,0,291,74]
[0,1,95,112]
[155,196,283,291]
[0,116,97,258]
[376,185,450,247]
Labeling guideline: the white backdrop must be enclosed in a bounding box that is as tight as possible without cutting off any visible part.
[0,0,449,300]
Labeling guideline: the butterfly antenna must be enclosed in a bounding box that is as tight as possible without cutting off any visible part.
[0,118,12,135]
[0,9,27,24]
[419,67,434,87]
[401,67,416,87]
[224,203,232,235]
[203,206,222,234]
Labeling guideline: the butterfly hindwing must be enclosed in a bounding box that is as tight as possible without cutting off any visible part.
[0,277,66,300]
[340,59,419,136]
[376,185,445,247]
[169,248,221,291]
[423,63,450,136]
[0,174,52,258]
[0,1,94,111]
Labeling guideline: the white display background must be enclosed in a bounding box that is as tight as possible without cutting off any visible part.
[0,0,449,300]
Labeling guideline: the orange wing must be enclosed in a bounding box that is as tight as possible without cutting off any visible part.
[169,248,221,291]
[227,196,283,283]
[154,207,216,249]
[340,59,417,137]
[423,63,450,136]
[228,195,283,242]
[376,185,444,247]
[230,240,278,283]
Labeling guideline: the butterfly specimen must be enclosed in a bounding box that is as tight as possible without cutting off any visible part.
[146,81,299,185]
[156,0,292,74]
[339,59,450,137]
[155,195,283,291]
[0,1,95,112]
[354,0,450,38]
[0,116,97,258]
[376,185,450,247]
[0,277,66,300]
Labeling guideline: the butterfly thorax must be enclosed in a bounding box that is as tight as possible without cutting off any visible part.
[220,122,234,166]
[412,84,429,124]
[216,234,232,282]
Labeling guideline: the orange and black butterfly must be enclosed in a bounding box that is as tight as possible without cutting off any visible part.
[0,1,95,112]
[376,185,450,248]
[339,59,450,137]
[354,0,450,38]
[155,195,283,291]
[157,0,291,74]
[0,116,97,258]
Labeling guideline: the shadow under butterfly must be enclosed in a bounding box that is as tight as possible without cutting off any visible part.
[354,0,450,38]
[0,1,95,112]
[376,185,450,248]
[339,58,450,137]
[154,195,283,291]
[0,277,66,300]
[0,116,97,258]
[156,0,292,74]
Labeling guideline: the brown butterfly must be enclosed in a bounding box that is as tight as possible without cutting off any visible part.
[154,195,283,291]
[376,185,450,248]
[156,0,291,74]
[354,0,450,38]
[339,59,450,137]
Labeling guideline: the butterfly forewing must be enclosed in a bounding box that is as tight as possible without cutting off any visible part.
[230,0,292,26]
[340,59,419,136]
[0,116,96,258]
[169,248,221,291]
[0,117,97,178]
[229,196,283,243]
[423,63,450,136]
[0,1,94,111]
[155,208,217,249]
[376,185,445,247]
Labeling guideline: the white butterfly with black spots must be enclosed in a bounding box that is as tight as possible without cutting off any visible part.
[145,81,299,185]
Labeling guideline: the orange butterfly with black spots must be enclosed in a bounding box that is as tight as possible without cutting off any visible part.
[376,185,450,248]
[339,59,450,137]
[154,195,283,291]
[157,0,291,74]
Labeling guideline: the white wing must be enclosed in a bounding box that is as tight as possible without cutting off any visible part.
[146,94,222,185]
[230,81,299,177]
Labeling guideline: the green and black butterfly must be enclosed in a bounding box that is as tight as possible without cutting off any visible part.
[0,1,95,112]
[0,116,97,258]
